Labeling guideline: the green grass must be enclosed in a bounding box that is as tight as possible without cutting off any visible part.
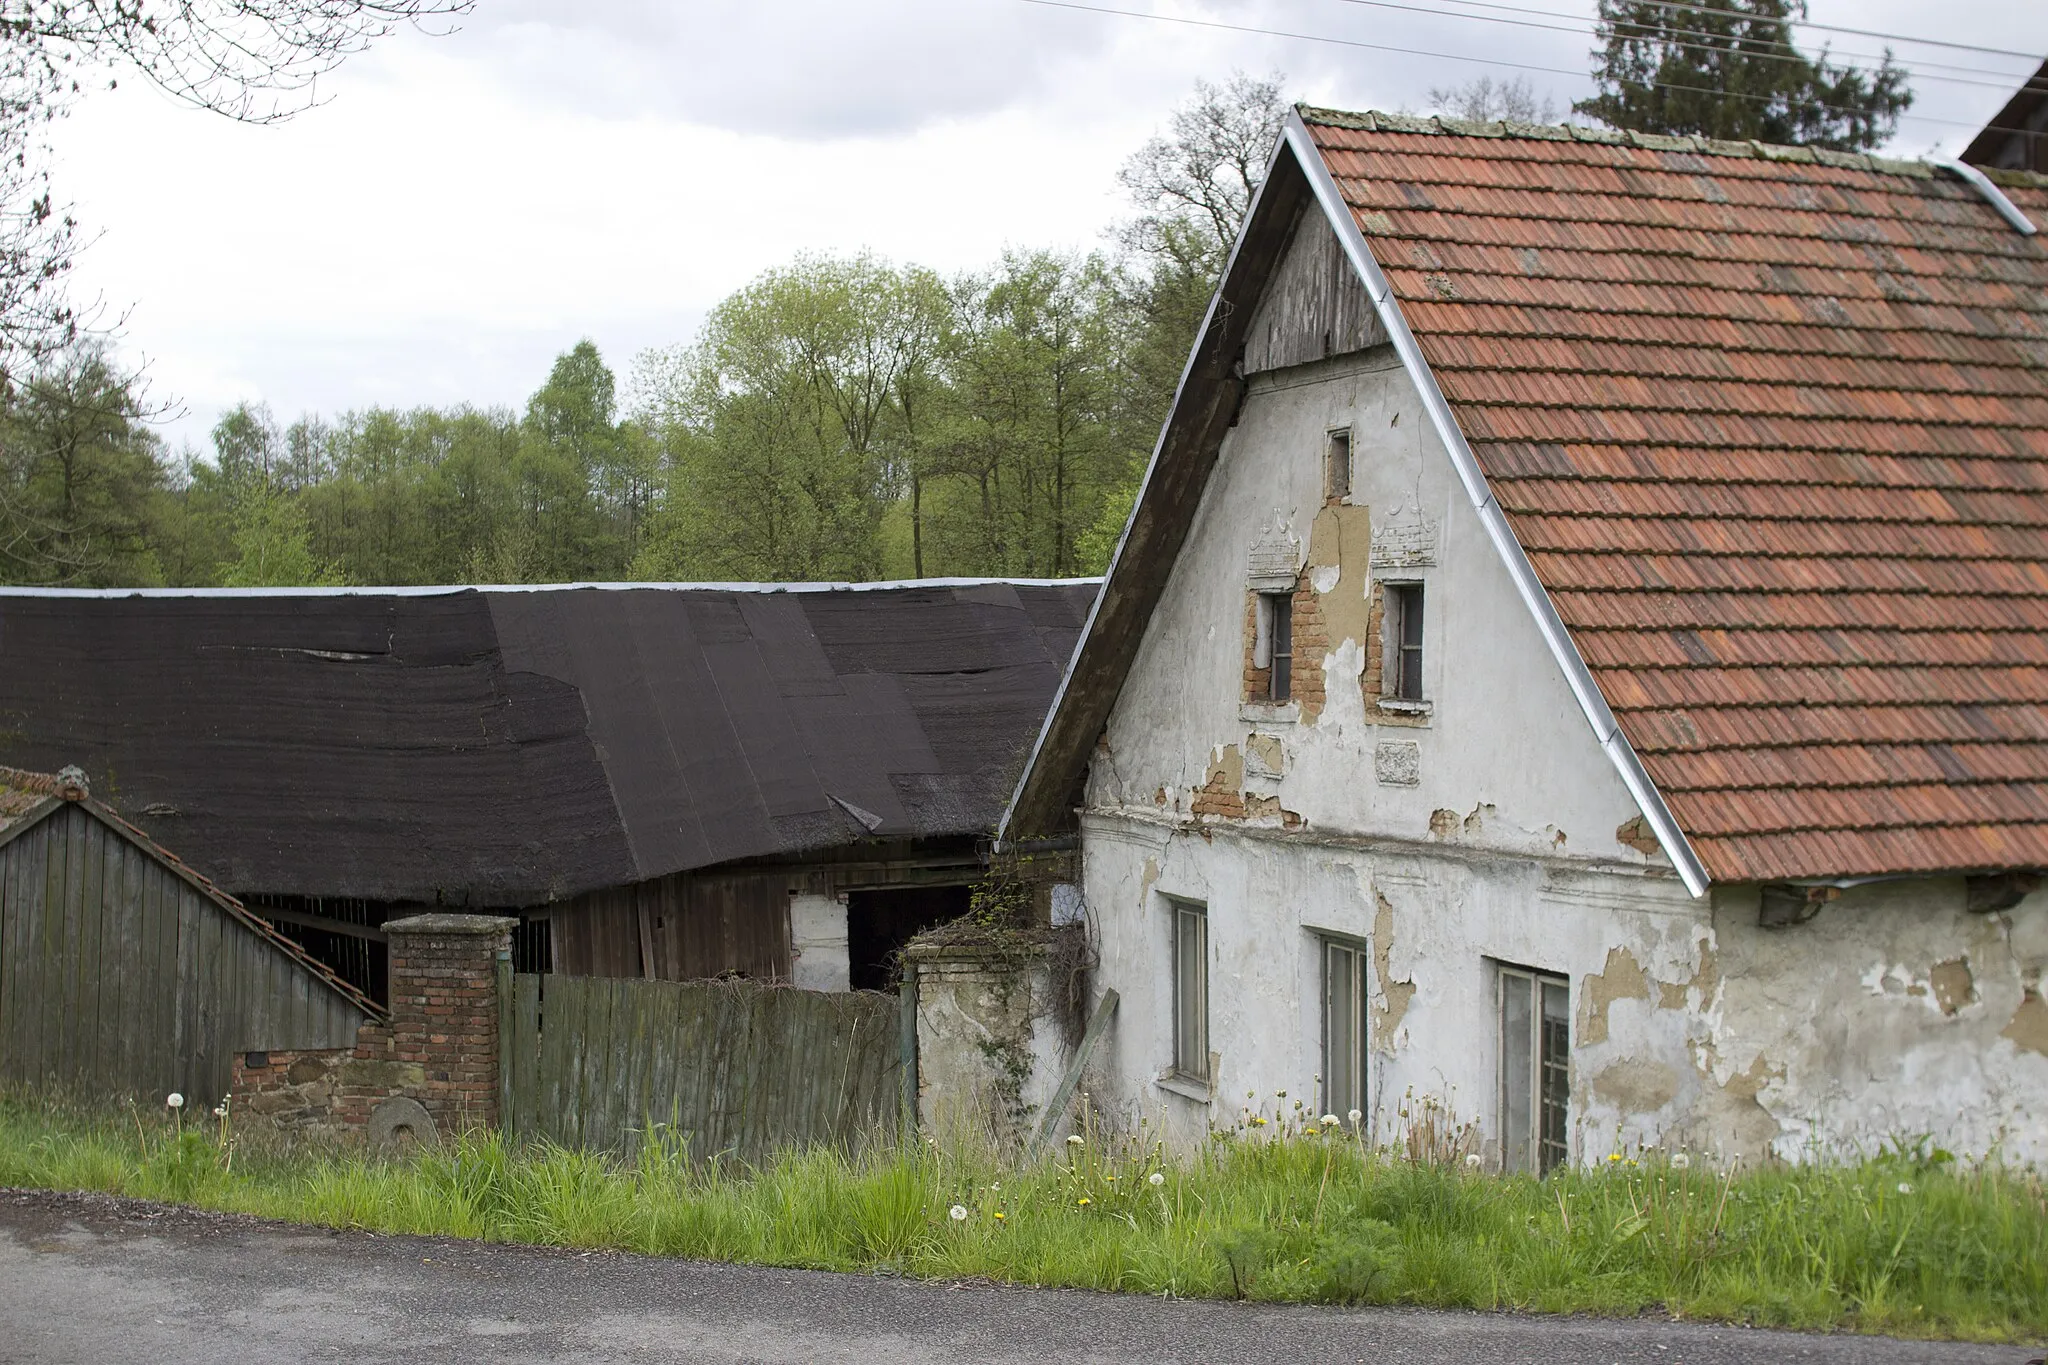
[0,1093,2041,1343]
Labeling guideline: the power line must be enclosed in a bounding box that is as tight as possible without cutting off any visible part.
[1605,0,2043,62]
[1320,0,2030,91]
[1338,0,2041,85]
[1017,0,1996,131]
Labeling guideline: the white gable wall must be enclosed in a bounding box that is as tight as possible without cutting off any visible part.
[1070,208,2048,1165]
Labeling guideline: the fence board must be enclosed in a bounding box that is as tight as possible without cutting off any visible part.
[506,973,898,1162]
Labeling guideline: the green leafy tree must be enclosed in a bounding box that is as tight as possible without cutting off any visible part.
[1574,0,1912,149]
[0,343,166,585]
[219,480,344,587]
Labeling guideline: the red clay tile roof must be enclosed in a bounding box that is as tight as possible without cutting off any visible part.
[1301,108,2048,883]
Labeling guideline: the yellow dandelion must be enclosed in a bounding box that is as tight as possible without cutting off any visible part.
[1078,1197,1091,1207]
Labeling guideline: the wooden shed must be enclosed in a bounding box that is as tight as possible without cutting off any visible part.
[0,766,378,1106]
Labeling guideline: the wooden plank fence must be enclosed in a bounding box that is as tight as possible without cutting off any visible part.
[504,973,902,1161]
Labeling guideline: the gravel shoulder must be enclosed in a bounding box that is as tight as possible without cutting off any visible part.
[0,1188,2035,1365]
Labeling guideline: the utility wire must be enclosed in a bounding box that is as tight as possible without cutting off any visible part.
[1595,0,2043,62]
[1017,0,2000,131]
[1321,0,2039,88]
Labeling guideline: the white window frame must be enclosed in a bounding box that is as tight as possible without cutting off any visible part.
[1168,898,1210,1086]
[1320,935,1369,1126]
[1382,580,1426,704]
[1498,964,1570,1174]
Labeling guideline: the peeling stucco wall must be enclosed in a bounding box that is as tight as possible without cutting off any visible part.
[1070,285,2048,1164]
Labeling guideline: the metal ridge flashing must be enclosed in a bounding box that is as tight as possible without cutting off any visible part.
[1935,160,2041,237]
[1284,110,1712,898]
[0,576,1105,599]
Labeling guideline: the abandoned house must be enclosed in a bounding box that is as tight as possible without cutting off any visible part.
[0,579,1095,1004]
[1003,107,2048,1168]
[0,764,377,1102]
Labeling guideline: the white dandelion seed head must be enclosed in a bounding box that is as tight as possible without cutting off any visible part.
[1897,1181,1914,1195]
[1347,1108,1362,1125]
[165,1093,184,1109]
[212,1105,227,1118]
[1148,1171,1165,1186]
[949,1205,968,1222]
[1670,1153,1691,1171]
[1465,1153,1483,1169]
[1320,1114,1339,1127]
[1066,1134,1084,1146]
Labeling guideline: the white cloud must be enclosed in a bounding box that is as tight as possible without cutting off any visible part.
[34,0,2048,453]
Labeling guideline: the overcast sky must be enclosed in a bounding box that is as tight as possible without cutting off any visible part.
[48,0,2048,452]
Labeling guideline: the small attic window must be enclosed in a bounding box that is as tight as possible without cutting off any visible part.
[1325,427,1352,502]
[1253,591,1293,703]
[1384,582,1424,702]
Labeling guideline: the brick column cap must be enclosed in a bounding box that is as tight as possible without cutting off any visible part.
[384,913,518,936]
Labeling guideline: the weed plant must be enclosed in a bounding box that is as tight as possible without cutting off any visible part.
[0,1091,2040,1343]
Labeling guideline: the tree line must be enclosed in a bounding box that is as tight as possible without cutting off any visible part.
[0,1,1917,589]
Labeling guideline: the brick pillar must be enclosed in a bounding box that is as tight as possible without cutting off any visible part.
[382,914,516,1133]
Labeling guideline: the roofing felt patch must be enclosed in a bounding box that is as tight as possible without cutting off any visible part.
[0,582,1097,905]
[1298,109,2048,882]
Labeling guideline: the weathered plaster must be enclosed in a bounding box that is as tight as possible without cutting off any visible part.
[789,892,850,993]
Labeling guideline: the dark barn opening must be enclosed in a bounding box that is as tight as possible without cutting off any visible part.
[847,885,972,991]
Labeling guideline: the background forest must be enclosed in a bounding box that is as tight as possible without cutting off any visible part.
[0,0,1917,588]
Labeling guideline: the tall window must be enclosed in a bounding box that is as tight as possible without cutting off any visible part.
[1255,592,1293,702]
[1171,900,1209,1083]
[1500,966,1570,1174]
[1322,937,1368,1124]
[1325,427,1352,501]
[1383,583,1424,702]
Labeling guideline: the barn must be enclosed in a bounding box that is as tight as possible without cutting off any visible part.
[0,579,1097,1006]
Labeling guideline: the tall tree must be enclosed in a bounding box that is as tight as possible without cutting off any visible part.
[0,343,164,585]
[1574,0,1911,149]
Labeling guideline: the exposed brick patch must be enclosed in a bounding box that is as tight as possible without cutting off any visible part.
[1359,586,1428,726]
[1240,579,1325,721]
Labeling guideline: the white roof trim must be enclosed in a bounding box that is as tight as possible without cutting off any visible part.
[0,576,1102,600]
[1285,111,1711,897]
[1935,159,2040,237]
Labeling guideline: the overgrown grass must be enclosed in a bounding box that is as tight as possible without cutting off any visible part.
[1,1093,2041,1343]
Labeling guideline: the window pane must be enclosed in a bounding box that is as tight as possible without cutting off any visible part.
[1500,971,1533,1173]
[1324,942,1357,1120]
[1270,594,1292,702]
[1539,979,1570,1174]
[1175,906,1207,1080]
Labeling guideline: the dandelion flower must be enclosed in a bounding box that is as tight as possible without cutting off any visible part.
[1066,1134,1084,1147]
[949,1205,968,1222]
[1608,1152,1622,1163]
[1347,1108,1362,1125]
[1077,1197,1091,1207]
[1897,1181,1914,1195]
[1148,1172,1165,1187]
[1320,1114,1339,1128]
[212,1104,227,1118]
[993,1211,1005,1221]
[1465,1153,1483,1169]
[1670,1153,1691,1171]
[165,1093,184,1109]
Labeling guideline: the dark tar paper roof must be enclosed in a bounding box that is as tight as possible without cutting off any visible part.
[0,581,1097,906]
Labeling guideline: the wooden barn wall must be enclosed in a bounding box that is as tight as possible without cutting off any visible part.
[1242,202,1386,375]
[0,804,369,1105]
[547,869,794,983]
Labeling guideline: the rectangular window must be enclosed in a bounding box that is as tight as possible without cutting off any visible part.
[1322,937,1368,1124]
[1325,427,1352,501]
[1254,591,1293,702]
[1499,966,1570,1174]
[1384,583,1424,702]
[1171,900,1209,1083]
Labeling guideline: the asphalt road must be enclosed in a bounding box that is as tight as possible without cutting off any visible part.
[0,1188,2035,1365]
